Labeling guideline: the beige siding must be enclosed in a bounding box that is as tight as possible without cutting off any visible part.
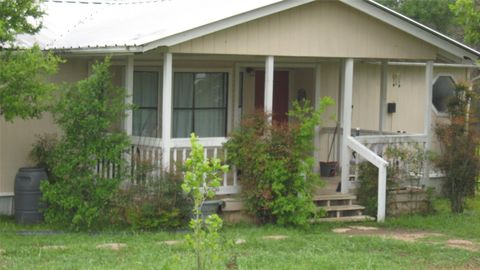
[171,1,437,60]
[0,59,89,193]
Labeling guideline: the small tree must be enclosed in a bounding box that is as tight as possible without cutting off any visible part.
[0,0,61,121]
[41,59,131,230]
[435,82,479,213]
[182,133,229,270]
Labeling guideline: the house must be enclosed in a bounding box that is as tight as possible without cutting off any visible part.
[1,0,479,221]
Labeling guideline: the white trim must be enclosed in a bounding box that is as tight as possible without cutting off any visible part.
[355,134,427,144]
[162,53,173,170]
[124,56,134,136]
[264,56,274,118]
[141,0,314,52]
[314,64,322,173]
[432,73,457,116]
[423,61,434,184]
[341,0,479,61]
[379,61,387,133]
[341,58,354,194]
[171,137,227,148]
[0,192,14,197]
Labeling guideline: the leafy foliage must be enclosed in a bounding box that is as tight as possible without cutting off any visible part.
[450,0,480,45]
[112,172,192,230]
[29,133,58,176]
[377,0,456,35]
[41,59,131,230]
[225,98,334,226]
[0,0,61,121]
[182,133,229,270]
[435,82,480,213]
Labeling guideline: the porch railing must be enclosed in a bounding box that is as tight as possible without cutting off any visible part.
[129,136,240,195]
[345,134,427,222]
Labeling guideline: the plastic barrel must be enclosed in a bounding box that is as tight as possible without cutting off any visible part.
[14,167,48,224]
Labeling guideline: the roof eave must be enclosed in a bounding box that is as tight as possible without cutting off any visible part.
[342,0,480,62]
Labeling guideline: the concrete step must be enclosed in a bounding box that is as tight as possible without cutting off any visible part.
[311,215,375,223]
[312,194,356,202]
[320,204,365,212]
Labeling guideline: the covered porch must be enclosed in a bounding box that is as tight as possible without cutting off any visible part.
[108,52,449,222]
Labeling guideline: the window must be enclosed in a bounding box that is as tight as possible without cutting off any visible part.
[172,72,228,138]
[432,75,455,114]
[132,71,162,137]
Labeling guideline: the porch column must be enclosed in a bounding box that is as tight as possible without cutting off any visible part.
[423,60,434,182]
[124,55,134,136]
[314,64,322,173]
[341,59,354,193]
[379,61,388,133]
[264,56,274,120]
[162,53,173,171]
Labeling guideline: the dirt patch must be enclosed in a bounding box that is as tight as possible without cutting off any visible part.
[157,240,184,246]
[333,226,479,252]
[333,226,442,242]
[41,245,67,250]
[96,243,127,250]
[235,239,246,245]
[446,239,479,252]
[262,235,288,241]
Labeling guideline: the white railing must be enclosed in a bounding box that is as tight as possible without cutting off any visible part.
[129,136,240,195]
[346,136,388,222]
[346,134,428,222]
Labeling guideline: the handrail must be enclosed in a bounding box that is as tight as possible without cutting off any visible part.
[347,136,388,222]
[355,134,427,144]
[347,137,388,168]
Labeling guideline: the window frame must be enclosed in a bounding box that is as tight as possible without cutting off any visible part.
[172,67,233,138]
[132,66,163,138]
[432,73,456,117]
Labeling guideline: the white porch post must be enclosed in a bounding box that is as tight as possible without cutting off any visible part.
[341,58,354,193]
[314,64,322,173]
[379,61,388,133]
[423,60,434,182]
[264,56,274,119]
[124,56,134,136]
[162,53,173,171]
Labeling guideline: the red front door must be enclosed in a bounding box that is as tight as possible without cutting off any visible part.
[254,70,289,123]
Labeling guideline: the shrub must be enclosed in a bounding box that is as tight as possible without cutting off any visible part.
[435,82,480,213]
[41,59,131,230]
[112,172,192,230]
[29,133,58,177]
[224,98,334,226]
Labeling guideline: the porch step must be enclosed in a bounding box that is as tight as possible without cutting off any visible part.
[311,215,375,223]
[313,193,373,221]
[313,194,356,207]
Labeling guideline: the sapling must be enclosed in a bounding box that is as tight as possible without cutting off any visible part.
[182,133,229,270]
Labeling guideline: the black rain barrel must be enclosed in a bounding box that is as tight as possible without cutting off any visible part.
[14,167,48,224]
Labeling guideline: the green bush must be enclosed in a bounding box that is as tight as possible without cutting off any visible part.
[112,172,193,230]
[41,59,131,231]
[29,133,58,177]
[225,98,334,226]
[435,82,480,213]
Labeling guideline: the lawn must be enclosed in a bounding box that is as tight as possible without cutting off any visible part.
[1,197,479,270]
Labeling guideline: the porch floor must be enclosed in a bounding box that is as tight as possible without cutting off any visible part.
[314,176,341,195]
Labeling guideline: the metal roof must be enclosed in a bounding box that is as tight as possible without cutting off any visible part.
[16,0,283,51]
[14,0,480,60]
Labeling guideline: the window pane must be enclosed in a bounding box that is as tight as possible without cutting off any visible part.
[194,73,227,108]
[194,109,226,137]
[433,76,455,113]
[133,71,158,107]
[133,109,157,137]
[173,73,194,108]
[173,110,193,138]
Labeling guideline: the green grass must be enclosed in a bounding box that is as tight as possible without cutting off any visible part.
[1,197,479,270]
